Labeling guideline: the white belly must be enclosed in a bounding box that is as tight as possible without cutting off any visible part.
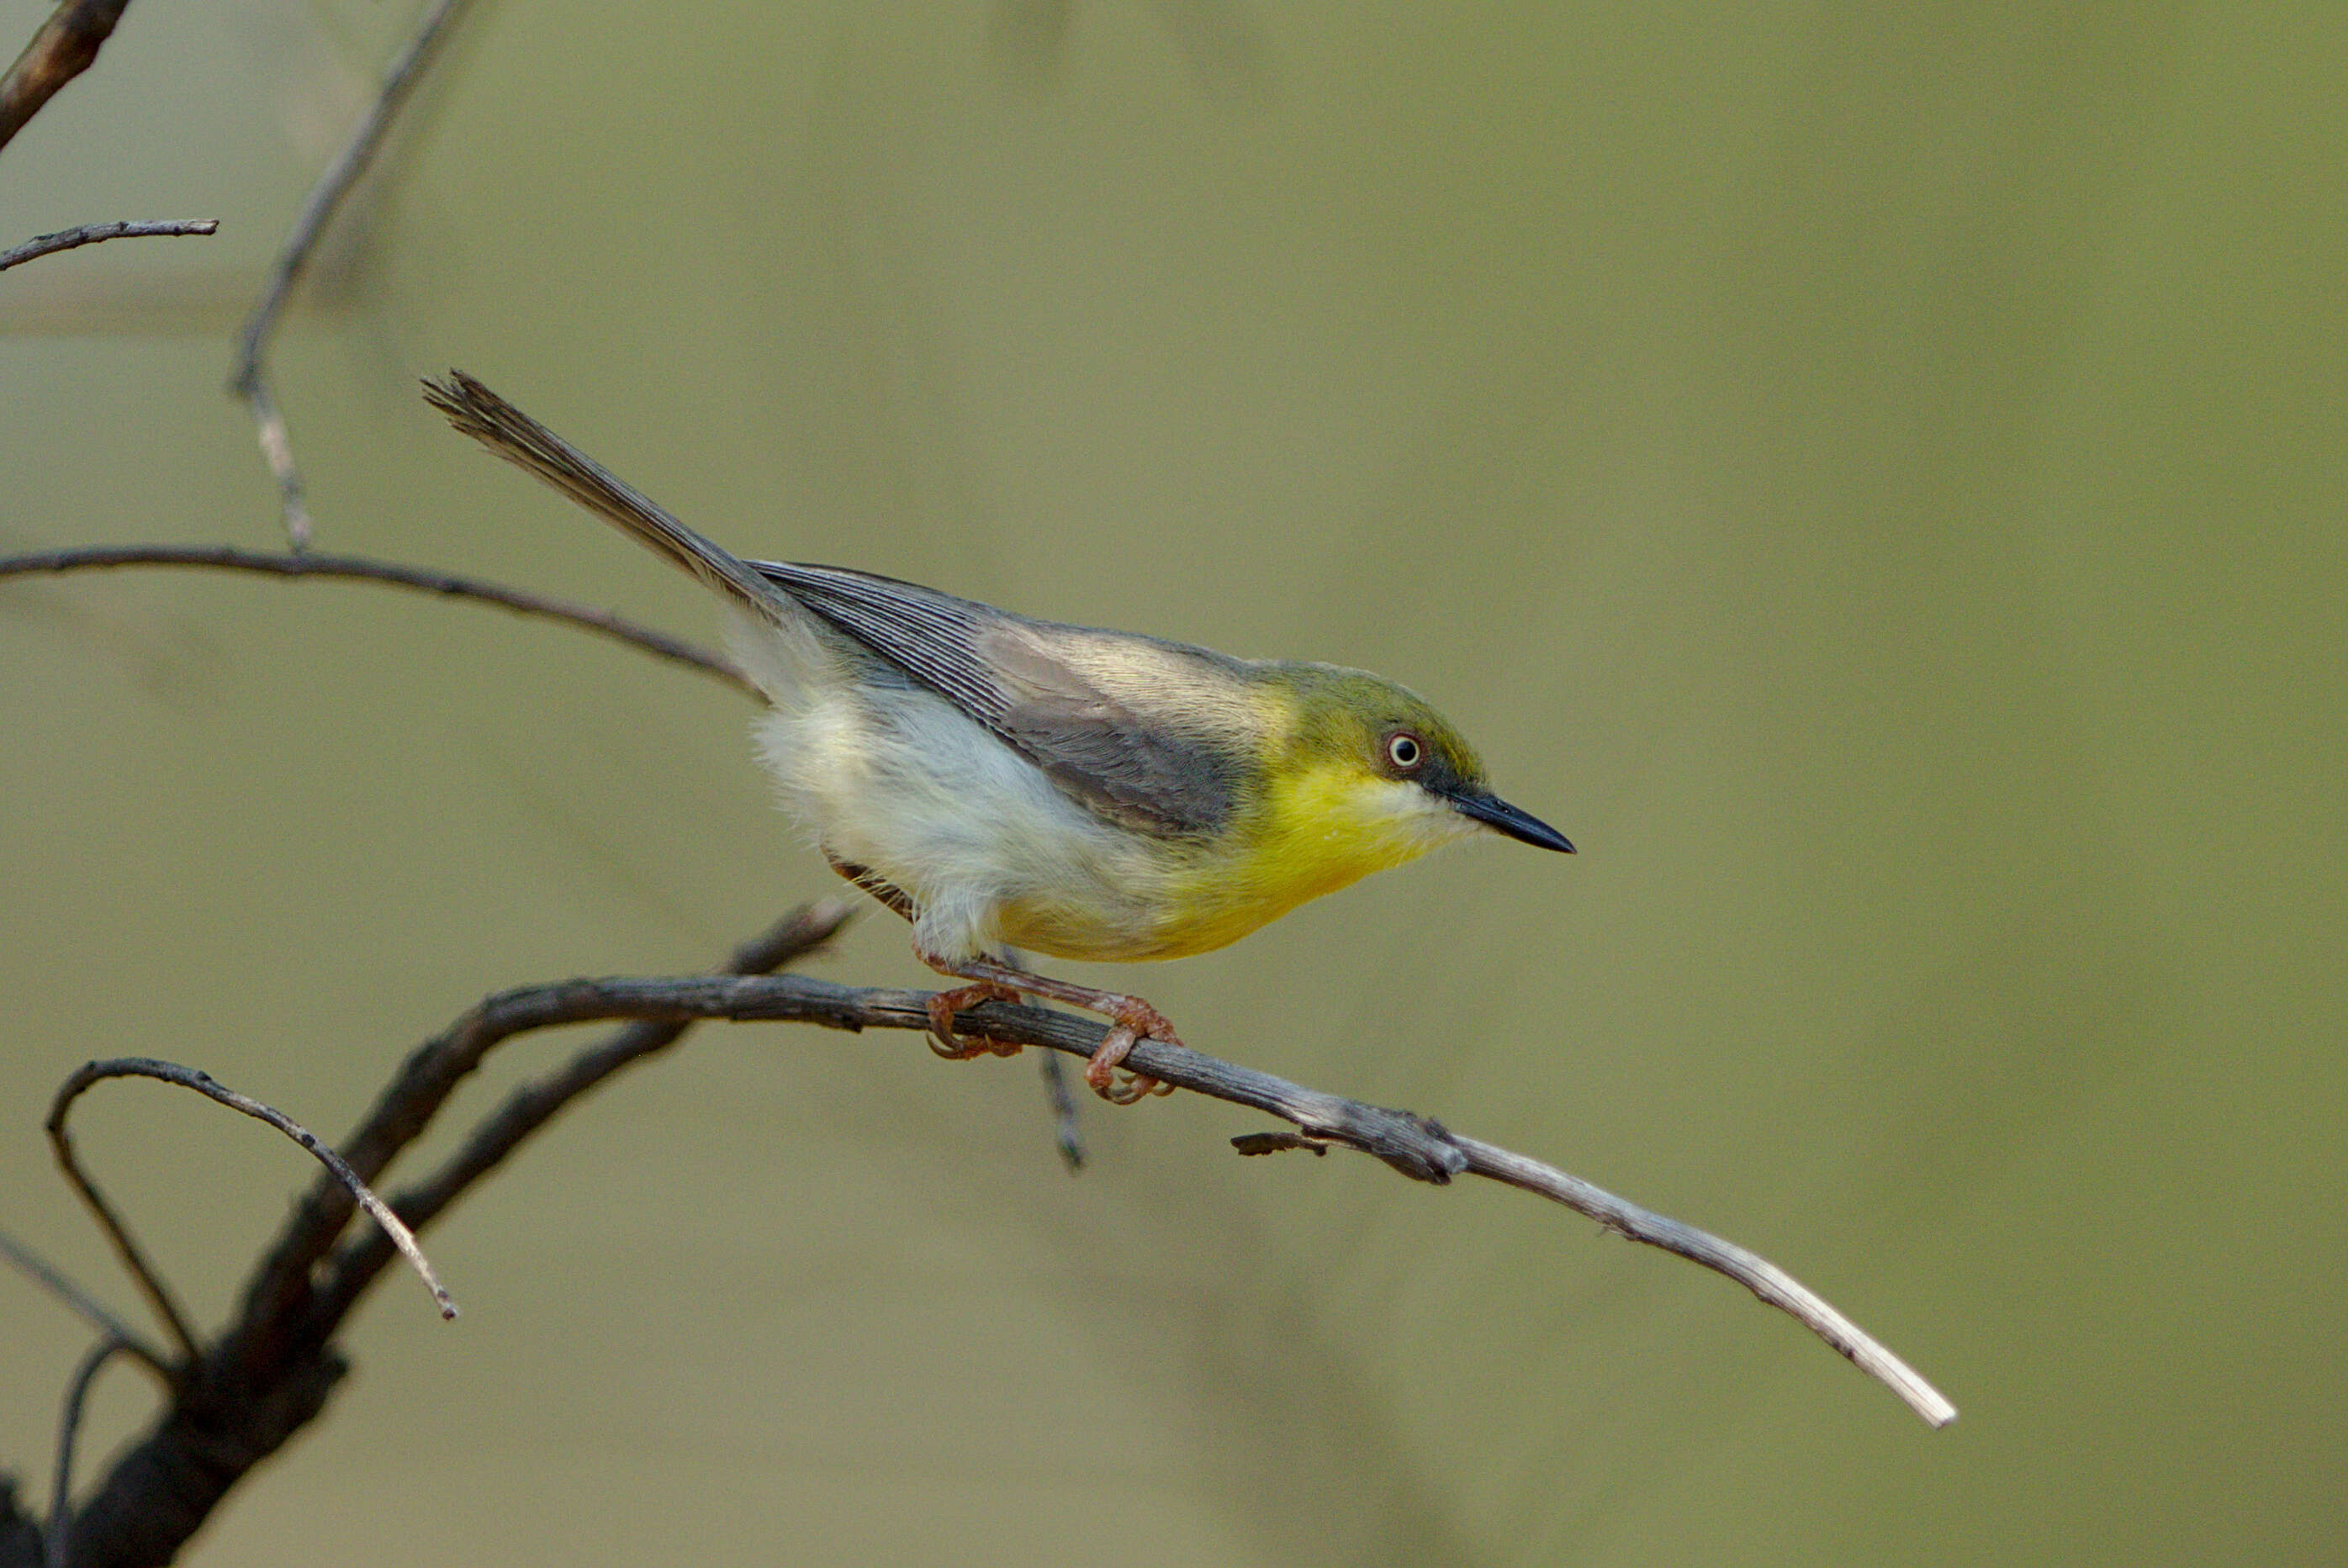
[752,684,1174,961]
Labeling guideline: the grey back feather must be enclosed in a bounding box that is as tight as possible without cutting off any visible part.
[757,562,1242,836]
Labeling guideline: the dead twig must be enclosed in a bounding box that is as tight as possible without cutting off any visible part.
[39,906,842,1568]
[24,890,1943,1566]
[0,219,217,272]
[41,1076,200,1367]
[0,0,135,156]
[48,1059,457,1323]
[1452,1136,1955,1426]
[230,0,482,548]
[0,542,757,700]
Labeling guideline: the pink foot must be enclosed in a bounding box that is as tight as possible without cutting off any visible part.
[926,980,1024,1060]
[1083,998,1182,1104]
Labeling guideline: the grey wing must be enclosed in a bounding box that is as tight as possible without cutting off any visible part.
[986,631,1240,835]
[754,562,1239,836]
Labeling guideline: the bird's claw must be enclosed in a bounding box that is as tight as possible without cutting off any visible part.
[926,981,1024,1060]
[1083,1000,1181,1104]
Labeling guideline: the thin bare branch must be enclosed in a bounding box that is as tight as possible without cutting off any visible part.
[0,542,758,699]
[0,1229,173,1381]
[1448,1135,1959,1427]
[0,0,134,156]
[48,1059,457,1322]
[42,1082,201,1366]
[290,967,1958,1426]
[230,0,482,548]
[0,219,216,272]
[26,900,1945,1567]
[46,1337,130,1568]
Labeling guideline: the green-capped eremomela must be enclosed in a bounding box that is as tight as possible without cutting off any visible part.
[425,372,1573,1102]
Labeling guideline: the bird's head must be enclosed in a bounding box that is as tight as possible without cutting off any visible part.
[1256,664,1574,873]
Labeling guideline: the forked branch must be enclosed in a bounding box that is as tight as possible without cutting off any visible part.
[24,906,849,1568]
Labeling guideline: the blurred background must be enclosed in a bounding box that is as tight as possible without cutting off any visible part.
[3,2,2342,1562]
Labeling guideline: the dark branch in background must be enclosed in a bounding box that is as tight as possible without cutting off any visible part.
[0,219,216,272]
[0,0,134,156]
[24,905,848,1568]
[49,1059,458,1323]
[230,0,482,549]
[0,543,758,700]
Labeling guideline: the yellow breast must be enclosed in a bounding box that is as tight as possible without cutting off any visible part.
[1126,761,1471,961]
[988,676,1476,963]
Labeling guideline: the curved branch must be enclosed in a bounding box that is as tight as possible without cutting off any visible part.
[48,1059,457,1323]
[1450,1136,1957,1427]
[0,219,216,272]
[0,542,758,700]
[31,903,1947,1568]
[50,906,844,1568]
[716,975,1956,1423]
[42,1075,201,1367]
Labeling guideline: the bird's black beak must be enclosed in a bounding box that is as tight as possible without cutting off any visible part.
[1452,790,1575,853]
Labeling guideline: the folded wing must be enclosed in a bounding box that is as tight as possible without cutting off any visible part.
[757,562,1245,837]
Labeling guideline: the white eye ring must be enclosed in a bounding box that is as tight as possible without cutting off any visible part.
[1387,733,1422,770]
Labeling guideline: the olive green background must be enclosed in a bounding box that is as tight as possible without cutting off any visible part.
[3,3,2341,1563]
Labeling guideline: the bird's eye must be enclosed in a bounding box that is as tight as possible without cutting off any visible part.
[1386,731,1424,772]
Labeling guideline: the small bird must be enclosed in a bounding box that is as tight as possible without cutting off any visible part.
[425,372,1573,1101]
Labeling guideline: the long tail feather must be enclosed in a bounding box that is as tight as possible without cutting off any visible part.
[423,371,787,618]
